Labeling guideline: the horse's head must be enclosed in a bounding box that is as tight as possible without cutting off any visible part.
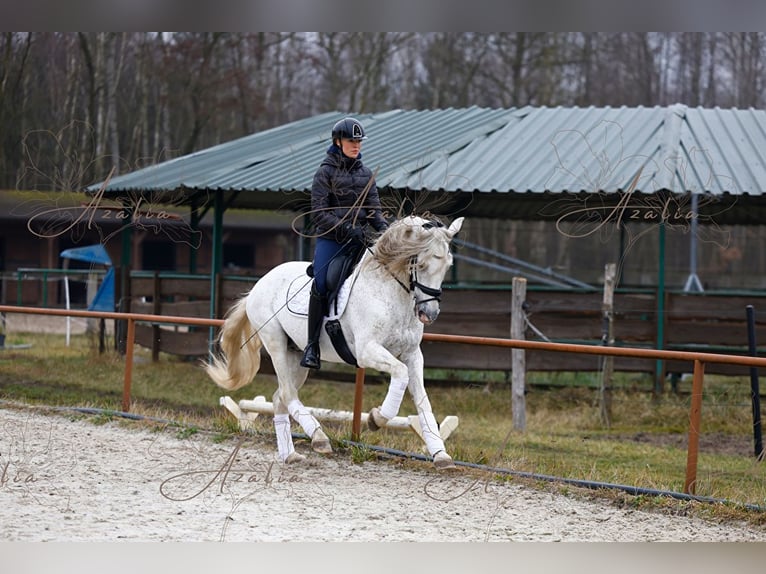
[373,215,464,325]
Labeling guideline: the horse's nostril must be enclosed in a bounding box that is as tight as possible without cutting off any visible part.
[418,307,439,325]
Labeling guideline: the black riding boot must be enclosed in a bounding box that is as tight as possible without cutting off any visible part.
[300,284,325,369]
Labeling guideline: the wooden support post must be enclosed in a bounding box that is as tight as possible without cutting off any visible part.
[511,276,527,431]
[600,263,616,427]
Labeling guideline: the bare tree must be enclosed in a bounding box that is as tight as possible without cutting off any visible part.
[721,32,764,108]
[0,33,33,189]
[6,32,766,193]
[313,32,415,112]
[478,33,576,107]
[417,33,492,108]
[678,33,705,106]
[705,33,720,106]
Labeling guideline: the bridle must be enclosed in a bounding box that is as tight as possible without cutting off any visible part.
[386,220,447,307]
[385,255,443,303]
[411,258,444,304]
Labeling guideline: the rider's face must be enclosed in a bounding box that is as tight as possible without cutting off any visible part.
[339,138,362,158]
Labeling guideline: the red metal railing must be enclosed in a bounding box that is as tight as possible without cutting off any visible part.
[3,304,766,495]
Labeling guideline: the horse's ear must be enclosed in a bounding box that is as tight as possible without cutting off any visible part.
[447,217,464,238]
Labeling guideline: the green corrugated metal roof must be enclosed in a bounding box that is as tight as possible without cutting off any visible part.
[91,104,766,223]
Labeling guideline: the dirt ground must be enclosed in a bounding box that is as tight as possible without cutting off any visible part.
[1,404,765,543]
[2,313,766,543]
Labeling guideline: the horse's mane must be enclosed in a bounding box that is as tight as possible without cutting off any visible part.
[369,215,448,277]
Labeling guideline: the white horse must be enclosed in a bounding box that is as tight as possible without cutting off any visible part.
[206,215,464,469]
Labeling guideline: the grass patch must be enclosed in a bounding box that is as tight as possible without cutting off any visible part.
[1,331,764,527]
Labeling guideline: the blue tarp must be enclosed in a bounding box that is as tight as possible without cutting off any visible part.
[59,244,112,266]
[88,267,115,312]
[60,244,115,312]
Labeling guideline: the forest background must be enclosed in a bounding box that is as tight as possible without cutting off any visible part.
[2,32,765,193]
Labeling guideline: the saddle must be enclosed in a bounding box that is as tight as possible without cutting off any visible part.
[306,243,364,366]
[324,243,364,316]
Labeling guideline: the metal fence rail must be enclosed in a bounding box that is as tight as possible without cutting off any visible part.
[2,304,765,496]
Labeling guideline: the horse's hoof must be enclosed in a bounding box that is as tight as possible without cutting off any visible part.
[311,429,333,454]
[433,451,456,470]
[367,407,388,431]
[284,451,306,464]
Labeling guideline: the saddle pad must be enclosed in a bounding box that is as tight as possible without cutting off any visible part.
[286,274,353,320]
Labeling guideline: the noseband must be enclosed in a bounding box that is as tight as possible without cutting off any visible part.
[378,220,447,307]
[411,220,446,304]
[409,259,443,305]
[387,255,442,306]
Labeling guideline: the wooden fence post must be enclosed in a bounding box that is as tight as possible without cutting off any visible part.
[600,263,616,427]
[511,276,527,431]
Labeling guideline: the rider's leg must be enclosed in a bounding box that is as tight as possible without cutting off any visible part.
[300,281,325,369]
[300,238,339,369]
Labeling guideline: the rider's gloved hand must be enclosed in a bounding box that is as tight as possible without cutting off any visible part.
[342,221,366,244]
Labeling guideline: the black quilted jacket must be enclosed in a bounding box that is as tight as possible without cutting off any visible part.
[310,146,388,242]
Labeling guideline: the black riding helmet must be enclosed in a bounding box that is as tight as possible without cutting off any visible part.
[332,117,367,142]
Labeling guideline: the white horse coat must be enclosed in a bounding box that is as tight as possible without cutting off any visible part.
[206,216,464,468]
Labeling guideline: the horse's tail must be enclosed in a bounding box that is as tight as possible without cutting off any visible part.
[205,295,262,391]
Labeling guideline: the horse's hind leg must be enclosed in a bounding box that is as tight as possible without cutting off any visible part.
[273,390,305,464]
[271,351,332,457]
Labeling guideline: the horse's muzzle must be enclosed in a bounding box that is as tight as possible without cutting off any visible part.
[417,305,440,325]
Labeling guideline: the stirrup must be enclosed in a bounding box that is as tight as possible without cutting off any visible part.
[300,345,321,369]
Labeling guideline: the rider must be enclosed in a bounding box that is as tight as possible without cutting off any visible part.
[300,117,389,370]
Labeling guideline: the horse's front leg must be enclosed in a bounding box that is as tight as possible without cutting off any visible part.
[361,343,455,470]
[356,341,410,426]
[403,349,455,469]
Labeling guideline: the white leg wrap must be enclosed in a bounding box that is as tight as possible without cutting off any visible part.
[274,413,295,462]
[418,410,446,456]
[380,376,409,421]
[287,399,319,439]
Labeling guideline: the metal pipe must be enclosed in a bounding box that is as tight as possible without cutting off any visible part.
[341,439,765,512]
[353,367,365,441]
[209,191,224,355]
[452,237,594,289]
[122,318,135,412]
[422,331,766,368]
[453,253,573,288]
[0,304,224,328]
